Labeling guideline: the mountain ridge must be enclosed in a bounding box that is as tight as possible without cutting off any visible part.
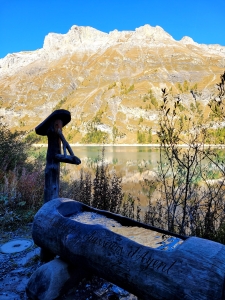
[0,25,225,144]
[1,24,225,76]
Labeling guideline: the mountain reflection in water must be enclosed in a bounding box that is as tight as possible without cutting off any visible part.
[71,145,160,177]
[36,145,160,206]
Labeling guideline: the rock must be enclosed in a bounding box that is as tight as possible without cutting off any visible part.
[16,277,29,293]
[26,257,88,300]
[0,292,20,300]
[180,36,197,45]
[122,170,158,183]
[17,247,40,266]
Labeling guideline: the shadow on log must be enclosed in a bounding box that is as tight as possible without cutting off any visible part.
[32,198,225,300]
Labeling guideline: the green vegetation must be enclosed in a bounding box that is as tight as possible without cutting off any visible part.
[82,127,108,144]
[137,130,146,143]
[108,82,116,90]
[60,148,138,217]
[138,116,144,124]
[52,97,67,111]
[120,82,134,95]
[0,122,44,231]
[137,129,152,144]
[209,71,225,118]
[25,131,47,144]
[112,125,125,144]
[206,127,225,144]
[183,80,189,92]
[191,83,198,91]
[176,81,198,93]
[0,121,33,171]
[142,89,158,109]
[82,110,109,144]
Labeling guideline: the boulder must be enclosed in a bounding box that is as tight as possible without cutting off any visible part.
[26,257,88,300]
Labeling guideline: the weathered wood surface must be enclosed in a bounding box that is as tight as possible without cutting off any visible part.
[35,109,81,204]
[32,198,225,300]
[55,154,81,164]
[35,110,81,261]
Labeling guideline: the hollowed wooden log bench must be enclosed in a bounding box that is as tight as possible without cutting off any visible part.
[32,198,225,300]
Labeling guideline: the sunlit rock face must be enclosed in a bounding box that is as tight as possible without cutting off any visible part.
[43,25,110,54]
[0,25,225,143]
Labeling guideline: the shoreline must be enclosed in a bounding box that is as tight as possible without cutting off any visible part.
[32,143,162,147]
[32,143,225,148]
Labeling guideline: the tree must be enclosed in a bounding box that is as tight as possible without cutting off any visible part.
[0,121,29,172]
[109,171,123,213]
[137,130,146,143]
[147,128,152,143]
[76,148,124,213]
[157,90,208,234]
[92,148,110,210]
[208,71,225,120]
[79,169,92,206]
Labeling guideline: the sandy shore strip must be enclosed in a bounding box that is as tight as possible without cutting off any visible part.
[32,143,225,148]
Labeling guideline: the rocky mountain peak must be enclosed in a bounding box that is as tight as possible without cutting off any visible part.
[180,36,196,44]
[134,24,174,41]
[180,36,196,45]
[43,25,109,52]
[42,24,174,53]
[69,25,108,40]
[0,24,177,76]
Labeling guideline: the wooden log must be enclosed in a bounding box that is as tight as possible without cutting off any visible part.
[55,154,81,165]
[32,198,225,300]
[43,130,61,203]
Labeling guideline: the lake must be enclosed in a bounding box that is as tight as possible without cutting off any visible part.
[34,144,225,207]
[35,145,161,206]
[72,145,160,172]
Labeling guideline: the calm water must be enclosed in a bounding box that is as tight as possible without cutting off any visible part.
[35,145,224,205]
[71,145,160,175]
[35,145,161,205]
[36,144,225,180]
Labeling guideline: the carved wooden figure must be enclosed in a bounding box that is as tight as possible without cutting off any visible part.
[35,109,81,260]
[35,109,81,203]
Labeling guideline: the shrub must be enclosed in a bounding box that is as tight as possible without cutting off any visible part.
[0,122,28,172]
[0,121,45,231]
[0,165,44,231]
[82,127,109,144]
[64,148,124,214]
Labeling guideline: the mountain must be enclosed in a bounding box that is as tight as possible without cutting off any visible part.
[0,24,225,143]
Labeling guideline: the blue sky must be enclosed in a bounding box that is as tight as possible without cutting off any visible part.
[0,0,225,59]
